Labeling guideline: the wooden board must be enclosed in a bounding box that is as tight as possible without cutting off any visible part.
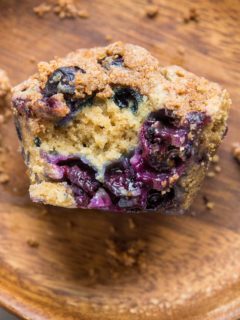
[0,0,240,319]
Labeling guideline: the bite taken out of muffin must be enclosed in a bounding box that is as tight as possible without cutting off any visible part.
[12,42,231,212]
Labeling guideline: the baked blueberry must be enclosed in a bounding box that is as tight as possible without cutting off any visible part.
[113,87,142,113]
[44,66,85,97]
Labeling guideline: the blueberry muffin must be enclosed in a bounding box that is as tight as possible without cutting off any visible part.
[12,42,231,212]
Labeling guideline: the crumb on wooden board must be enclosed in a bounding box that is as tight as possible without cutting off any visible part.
[33,0,90,19]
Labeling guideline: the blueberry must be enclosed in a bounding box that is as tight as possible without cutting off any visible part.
[99,55,124,69]
[67,165,100,195]
[71,186,90,207]
[104,159,143,197]
[43,66,85,97]
[113,87,142,113]
[56,95,94,127]
[34,137,42,147]
[186,112,210,128]
[111,56,124,67]
[146,189,175,210]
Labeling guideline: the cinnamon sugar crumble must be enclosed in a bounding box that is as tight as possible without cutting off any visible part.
[145,4,159,18]
[232,142,240,164]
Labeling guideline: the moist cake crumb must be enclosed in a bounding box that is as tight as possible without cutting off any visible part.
[145,4,159,18]
[232,142,240,164]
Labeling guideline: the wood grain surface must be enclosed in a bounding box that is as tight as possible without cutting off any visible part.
[0,0,240,319]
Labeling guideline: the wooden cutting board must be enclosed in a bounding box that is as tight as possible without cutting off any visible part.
[0,0,240,319]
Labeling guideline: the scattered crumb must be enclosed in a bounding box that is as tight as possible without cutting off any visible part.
[150,298,160,305]
[145,4,159,18]
[214,165,221,173]
[88,268,96,278]
[212,154,219,164]
[77,9,90,19]
[128,217,136,230]
[33,0,89,20]
[206,201,215,210]
[207,171,215,178]
[109,225,116,234]
[183,8,199,24]
[105,34,113,42]
[232,142,240,164]
[177,45,186,56]
[0,172,9,184]
[106,237,146,268]
[33,3,52,17]
[203,195,215,210]
[54,0,89,19]
[67,220,75,228]
[29,56,37,64]
[27,239,39,248]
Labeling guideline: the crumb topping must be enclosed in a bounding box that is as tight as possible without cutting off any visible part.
[13,42,230,121]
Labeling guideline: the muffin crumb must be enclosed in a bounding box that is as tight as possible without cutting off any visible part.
[183,8,199,23]
[54,0,89,19]
[206,201,215,210]
[207,171,215,178]
[128,218,136,230]
[27,239,39,248]
[214,165,221,173]
[105,34,113,42]
[33,3,52,17]
[106,237,146,268]
[145,4,159,18]
[0,172,9,184]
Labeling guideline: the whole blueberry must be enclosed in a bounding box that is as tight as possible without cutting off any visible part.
[43,66,85,97]
[113,87,142,113]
